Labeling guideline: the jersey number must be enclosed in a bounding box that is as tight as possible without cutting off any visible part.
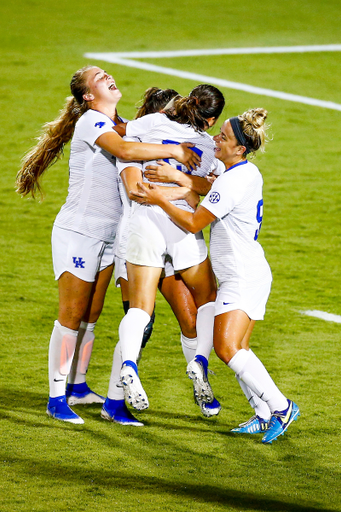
[254,199,263,241]
[162,139,203,174]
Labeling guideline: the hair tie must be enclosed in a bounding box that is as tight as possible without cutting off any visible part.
[229,117,251,154]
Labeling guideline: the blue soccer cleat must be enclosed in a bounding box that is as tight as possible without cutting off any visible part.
[262,400,300,444]
[231,414,269,434]
[47,396,84,424]
[66,382,104,405]
[101,398,144,426]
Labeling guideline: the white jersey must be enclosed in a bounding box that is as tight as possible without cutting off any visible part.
[201,160,272,286]
[126,112,216,212]
[54,109,122,243]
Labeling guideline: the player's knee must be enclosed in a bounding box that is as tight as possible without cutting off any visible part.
[214,341,235,365]
[179,316,197,338]
[58,304,87,331]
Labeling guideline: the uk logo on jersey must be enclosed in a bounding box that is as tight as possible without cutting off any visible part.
[95,122,106,129]
[209,191,220,203]
[73,257,85,268]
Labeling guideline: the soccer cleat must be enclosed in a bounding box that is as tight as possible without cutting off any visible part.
[101,398,144,426]
[200,398,222,418]
[231,414,269,434]
[120,362,149,411]
[262,400,300,444]
[66,382,105,405]
[47,396,84,424]
[187,356,214,404]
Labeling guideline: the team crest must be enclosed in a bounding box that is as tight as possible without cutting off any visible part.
[95,122,106,128]
[73,257,85,268]
[209,191,220,203]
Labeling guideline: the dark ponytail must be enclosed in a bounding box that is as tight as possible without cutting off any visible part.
[165,84,225,132]
[135,87,179,118]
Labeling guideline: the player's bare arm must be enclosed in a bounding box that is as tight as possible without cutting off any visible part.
[132,182,215,233]
[144,160,212,195]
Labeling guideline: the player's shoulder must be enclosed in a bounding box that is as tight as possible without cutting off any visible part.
[76,109,114,130]
[229,160,260,179]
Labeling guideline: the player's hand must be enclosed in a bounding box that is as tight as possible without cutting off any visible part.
[206,172,218,185]
[130,182,163,206]
[172,143,201,172]
[185,189,200,210]
[144,161,182,183]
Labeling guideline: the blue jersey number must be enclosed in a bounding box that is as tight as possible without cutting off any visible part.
[162,139,203,174]
[254,199,263,241]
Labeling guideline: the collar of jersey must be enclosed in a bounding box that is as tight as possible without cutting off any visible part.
[90,108,117,125]
[225,160,248,173]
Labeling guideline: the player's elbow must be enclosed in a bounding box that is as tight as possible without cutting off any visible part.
[183,222,198,234]
[117,145,134,160]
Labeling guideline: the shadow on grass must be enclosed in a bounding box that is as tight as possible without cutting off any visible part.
[0,451,335,512]
[0,387,336,512]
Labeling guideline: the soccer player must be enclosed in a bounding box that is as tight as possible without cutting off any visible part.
[112,85,225,414]
[132,109,300,444]
[16,65,200,425]
[107,87,223,420]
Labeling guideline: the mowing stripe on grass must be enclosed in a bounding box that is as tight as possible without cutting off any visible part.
[301,310,341,323]
[84,47,341,111]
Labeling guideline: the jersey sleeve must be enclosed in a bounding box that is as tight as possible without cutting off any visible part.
[126,113,158,138]
[210,158,225,176]
[201,171,244,219]
[77,110,116,146]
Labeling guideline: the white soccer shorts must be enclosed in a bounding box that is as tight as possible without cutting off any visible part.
[215,277,272,321]
[52,225,115,282]
[125,205,207,271]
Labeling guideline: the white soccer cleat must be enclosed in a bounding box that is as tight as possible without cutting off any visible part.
[120,364,149,411]
[200,398,221,418]
[187,358,214,404]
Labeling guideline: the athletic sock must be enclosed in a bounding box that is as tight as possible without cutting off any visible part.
[119,308,151,364]
[181,334,198,363]
[49,320,78,398]
[68,321,96,385]
[236,375,271,420]
[228,348,288,413]
[122,301,155,349]
[195,301,215,361]
[107,341,125,400]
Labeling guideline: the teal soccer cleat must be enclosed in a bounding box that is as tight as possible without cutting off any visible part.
[231,414,269,434]
[262,400,300,444]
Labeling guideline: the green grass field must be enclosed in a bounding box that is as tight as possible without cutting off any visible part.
[1,1,341,510]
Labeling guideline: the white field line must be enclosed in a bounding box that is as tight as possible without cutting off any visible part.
[87,44,341,59]
[84,48,341,111]
[301,310,341,324]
